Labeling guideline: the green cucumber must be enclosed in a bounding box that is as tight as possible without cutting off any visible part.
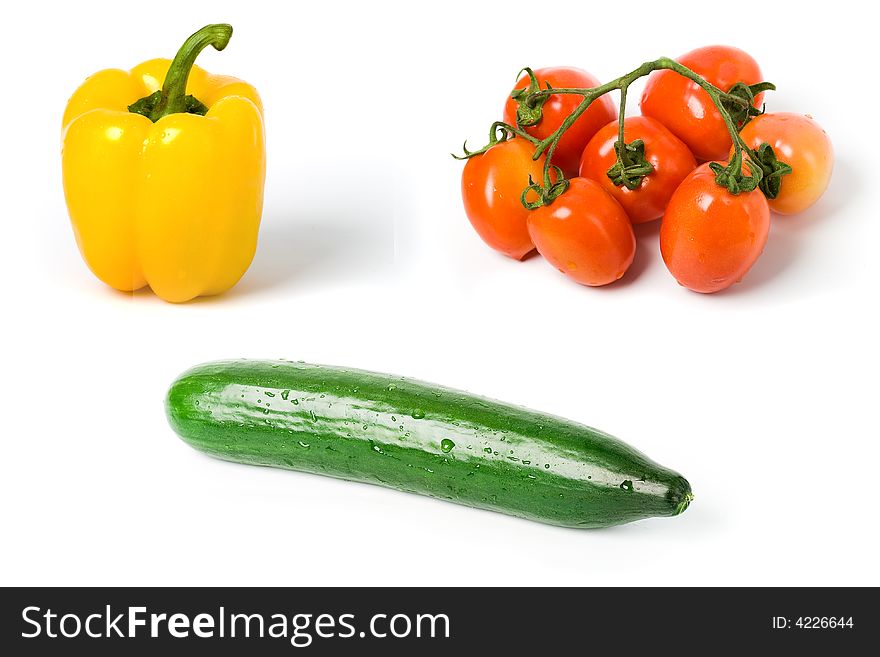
[166,360,692,528]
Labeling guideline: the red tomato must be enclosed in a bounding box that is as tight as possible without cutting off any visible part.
[461,138,548,260]
[738,112,833,215]
[661,163,770,293]
[527,178,635,286]
[503,67,616,177]
[641,46,763,162]
[578,116,697,224]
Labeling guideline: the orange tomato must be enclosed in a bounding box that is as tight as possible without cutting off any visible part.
[461,139,548,260]
[738,112,833,215]
[503,67,616,177]
[578,116,697,224]
[641,46,763,161]
[527,178,635,286]
[661,163,770,293]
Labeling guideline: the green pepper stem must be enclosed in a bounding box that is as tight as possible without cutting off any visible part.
[150,24,233,120]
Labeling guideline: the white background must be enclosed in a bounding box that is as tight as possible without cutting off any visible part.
[2,0,877,586]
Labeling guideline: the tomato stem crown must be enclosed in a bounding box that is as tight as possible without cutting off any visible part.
[521,167,568,209]
[751,142,794,199]
[708,159,763,194]
[509,68,553,127]
[607,139,654,190]
[721,81,776,128]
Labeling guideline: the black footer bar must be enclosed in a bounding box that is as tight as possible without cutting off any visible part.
[1,586,874,654]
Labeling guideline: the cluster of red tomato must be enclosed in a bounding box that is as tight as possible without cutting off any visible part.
[460,46,834,293]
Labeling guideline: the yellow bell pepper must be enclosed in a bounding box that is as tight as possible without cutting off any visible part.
[61,24,265,303]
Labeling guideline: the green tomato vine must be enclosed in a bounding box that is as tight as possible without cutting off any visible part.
[454,57,792,208]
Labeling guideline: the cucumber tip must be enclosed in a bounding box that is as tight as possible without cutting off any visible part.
[674,491,694,516]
